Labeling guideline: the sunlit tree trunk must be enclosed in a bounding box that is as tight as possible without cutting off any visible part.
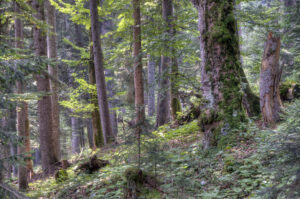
[192,0,245,149]
[45,0,61,160]
[260,32,283,127]
[89,0,114,143]
[147,55,156,116]
[88,30,104,147]
[32,0,58,174]
[157,0,172,126]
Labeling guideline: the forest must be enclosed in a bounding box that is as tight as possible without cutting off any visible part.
[0,0,299,198]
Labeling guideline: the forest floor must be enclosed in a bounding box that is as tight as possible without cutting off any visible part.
[8,101,300,199]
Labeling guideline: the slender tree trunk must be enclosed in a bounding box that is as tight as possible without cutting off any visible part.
[89,0,114,143]
[170,2,181,120]
[71,117,81,154]
[45,0,60,160]
[86,119,95,149]
[192,0,246,149]
[14,2,30,190]
[88,30,104,147]
[32,0,58,174]
[9,143,17,176]
[147,55,156,116]
[260,32,283,127]
[132,0,145,167]
[157,0,172,126]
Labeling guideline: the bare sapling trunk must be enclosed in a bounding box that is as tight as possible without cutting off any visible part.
[260,32,283,127]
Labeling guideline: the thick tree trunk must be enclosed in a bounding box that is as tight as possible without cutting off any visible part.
[157,0,172,126]
[45,0,60,160]
[260,32,283,127]
[89,0,114,143]
[88,31,104,147]
[192,0,245,149]
[71,117,81,154]
[147,55,156,116]
[132,0,145,167]
[32,0,58,174]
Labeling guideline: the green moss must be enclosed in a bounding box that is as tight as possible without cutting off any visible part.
[171,97,182,118]
[124,167,143,184]
[55,169,68,183]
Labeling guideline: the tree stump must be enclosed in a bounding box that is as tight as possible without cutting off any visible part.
[260,32,283,127]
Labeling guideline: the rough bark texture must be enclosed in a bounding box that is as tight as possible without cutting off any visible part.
[14,2,29,190]
[133,0,145,130]
[132,0,145,167]
[32,0,58,174]
[89,0,114,143]
[88,31,104,147]
[170,2,181,120]
[192,0,245,149]
[260,33,283,127]
[86,119,95,149]
[71,117,81,154]
[147,55,156,116]
[157,0,172,126]
[45,0,60,160]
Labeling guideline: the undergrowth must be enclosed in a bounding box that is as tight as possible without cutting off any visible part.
[24,100,300,198]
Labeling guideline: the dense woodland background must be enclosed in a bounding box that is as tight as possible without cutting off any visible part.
[0,0,299,198]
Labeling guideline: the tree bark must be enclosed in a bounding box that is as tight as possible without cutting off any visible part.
[170,4,181,120]
[45,0,60,160]
[157,0,173,127]
[71,117,81,154]
[86,119,95,149]
[32,0,58,174]
[89,0,114,143]
[147,55,156,116]
[15,1,31,190]
[192,0,246,149]
[260,32,283,127]
[132,0,145,167]
[88,30,104,147]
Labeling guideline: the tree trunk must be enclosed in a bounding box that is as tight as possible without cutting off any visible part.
[192,0,246,149]
[88,30,104,147]
[170,2,181,120]
[14,2,30,190]
[260,32,283,127]
[86,119,95,149]
[157,0,172,126]
[132,0,145,167]
[71,117,81,154]
[32,0,58,174]
[147,55,156,116]
[89,0,114,143]
[45,0,60,160]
